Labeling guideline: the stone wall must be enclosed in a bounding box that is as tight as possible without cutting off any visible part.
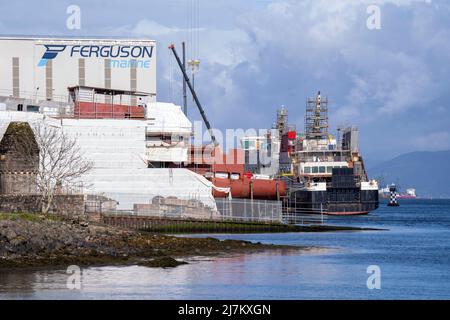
[0,172,37,194]
[0,194,85,218]
[0,122,39,195]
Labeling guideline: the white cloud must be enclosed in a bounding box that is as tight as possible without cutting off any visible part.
[412,131,450,151]
[106,0,445,123]
[104,18,259,128]
[131,19,205,37]
[124,19,253,68]
[234,0,447,123]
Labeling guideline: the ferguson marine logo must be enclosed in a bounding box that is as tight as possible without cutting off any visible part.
[37,44,154,68]
[38,45,67,67]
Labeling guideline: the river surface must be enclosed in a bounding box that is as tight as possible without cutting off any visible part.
[1,199,449,299]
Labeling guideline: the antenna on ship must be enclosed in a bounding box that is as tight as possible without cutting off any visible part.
[337,125,345,149]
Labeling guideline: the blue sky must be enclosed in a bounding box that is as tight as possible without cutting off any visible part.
[1,0,449,166]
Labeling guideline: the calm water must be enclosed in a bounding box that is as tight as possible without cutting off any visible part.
[1,199,449,300]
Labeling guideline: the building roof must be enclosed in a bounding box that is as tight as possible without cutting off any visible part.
[0,35,156,43]
[68,85,154,97]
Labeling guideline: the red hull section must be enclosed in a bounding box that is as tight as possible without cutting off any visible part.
[212,177,286,200]
[185,147,286,200]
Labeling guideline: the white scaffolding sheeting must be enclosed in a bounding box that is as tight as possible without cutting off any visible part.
[145,102,192,134]
[62,118,148,169]
[0,111,217,211]
[146,147,188,162]
[81,168,217,210]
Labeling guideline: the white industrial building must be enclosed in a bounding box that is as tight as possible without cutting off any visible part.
[0,36,156,111]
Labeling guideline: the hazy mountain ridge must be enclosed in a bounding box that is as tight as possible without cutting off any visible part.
[368,150,450,198]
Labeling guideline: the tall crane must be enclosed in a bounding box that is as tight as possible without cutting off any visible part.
[168,43,218,147]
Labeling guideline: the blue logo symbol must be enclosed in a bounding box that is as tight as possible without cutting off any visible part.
[38,45,67,67]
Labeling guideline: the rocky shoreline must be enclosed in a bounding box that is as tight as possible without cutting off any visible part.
[0,213,303,269]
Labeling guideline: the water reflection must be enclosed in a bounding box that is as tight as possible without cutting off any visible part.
[0,248,354,300]
[1,200,449,299]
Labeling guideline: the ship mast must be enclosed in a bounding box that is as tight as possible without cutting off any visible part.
[305,91,328,140]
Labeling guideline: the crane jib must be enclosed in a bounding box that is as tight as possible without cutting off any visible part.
[169,44,218,147]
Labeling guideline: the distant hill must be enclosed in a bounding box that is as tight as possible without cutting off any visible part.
[368,150,450,198]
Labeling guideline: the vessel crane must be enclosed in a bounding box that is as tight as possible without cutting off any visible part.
[168,43,218,147]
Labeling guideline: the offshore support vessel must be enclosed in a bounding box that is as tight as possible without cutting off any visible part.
[281,91,379,215]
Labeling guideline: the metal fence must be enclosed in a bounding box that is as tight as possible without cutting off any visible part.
[282,198,327,225]
[282,207,327,225]
[0,93,74,117]
[215,198,283,223]
[84,192,327,225]
[92,194,284,224]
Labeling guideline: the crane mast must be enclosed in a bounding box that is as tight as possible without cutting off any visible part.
[168,44,218,147]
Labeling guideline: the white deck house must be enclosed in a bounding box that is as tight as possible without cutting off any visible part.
[145,102,192,165]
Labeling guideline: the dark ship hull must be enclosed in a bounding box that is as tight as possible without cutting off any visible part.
[287,168,379,216]
[288,188,379,215]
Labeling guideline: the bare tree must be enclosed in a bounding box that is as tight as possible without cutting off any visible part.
[13,122,93,214]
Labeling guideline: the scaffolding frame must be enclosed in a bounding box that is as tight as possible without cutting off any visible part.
[305,91,329,140]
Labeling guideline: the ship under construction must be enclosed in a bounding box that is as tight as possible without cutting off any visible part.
[242,91,379,216]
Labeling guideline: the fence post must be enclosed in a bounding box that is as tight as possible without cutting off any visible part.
[265,200,267,222]
[321,203,324,224]
[271,201,273,222]
[244,199,247,222]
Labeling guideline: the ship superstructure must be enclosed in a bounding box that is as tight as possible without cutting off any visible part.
[239,91,379,216]
[286,91,379,215]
